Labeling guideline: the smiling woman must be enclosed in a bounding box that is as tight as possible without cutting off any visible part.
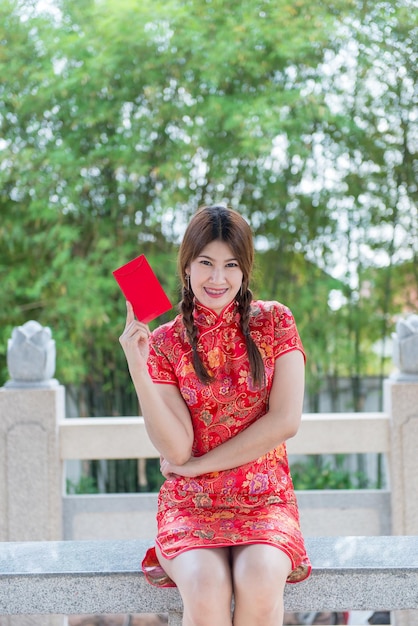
[176,205,265,388]
[119,205,310,626]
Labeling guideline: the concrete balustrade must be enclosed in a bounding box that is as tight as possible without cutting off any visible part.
[0,536,417,626]
[58,411,390,459]
[1,323,418,624]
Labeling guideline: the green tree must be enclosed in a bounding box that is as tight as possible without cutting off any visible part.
[316,0,417,407]
[0,0,351,396]
[0,0,416,418]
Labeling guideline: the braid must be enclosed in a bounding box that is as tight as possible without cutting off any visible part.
[237,287,265,388]
[180,286,213,385]
[177,205,263,386]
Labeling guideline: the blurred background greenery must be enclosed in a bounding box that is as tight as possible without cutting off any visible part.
[1,0,416,428]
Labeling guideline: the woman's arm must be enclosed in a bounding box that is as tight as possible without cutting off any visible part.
[119,301,194,465]
[161,349,304,478]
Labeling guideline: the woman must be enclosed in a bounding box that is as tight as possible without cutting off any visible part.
[119,205,311,626]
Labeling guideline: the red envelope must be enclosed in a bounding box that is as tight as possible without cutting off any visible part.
[112,255,172,323]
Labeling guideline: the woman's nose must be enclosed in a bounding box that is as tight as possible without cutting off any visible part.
[211,267,225,283]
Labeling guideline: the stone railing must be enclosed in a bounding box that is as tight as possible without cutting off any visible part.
[59,411,393,541]
[1,318,418,625]
[1,536,418,626]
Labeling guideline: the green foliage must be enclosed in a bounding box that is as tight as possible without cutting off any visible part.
[145,459,165,493]
[102,459,140,493]
[66,475,99,495]
[291,455,372,490]
[0,0,416,418]
[66,459,165,494]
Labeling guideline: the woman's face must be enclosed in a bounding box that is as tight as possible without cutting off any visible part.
[187,240,243,315]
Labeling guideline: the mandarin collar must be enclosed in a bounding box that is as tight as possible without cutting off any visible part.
[193,299,240,329]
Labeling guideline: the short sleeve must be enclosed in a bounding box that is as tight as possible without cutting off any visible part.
[271,303,306,362]
[147,326,178,385]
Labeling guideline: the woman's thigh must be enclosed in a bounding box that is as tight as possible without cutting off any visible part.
[232,544,292,626]
[155,545,233,623]
[232,544,292,614]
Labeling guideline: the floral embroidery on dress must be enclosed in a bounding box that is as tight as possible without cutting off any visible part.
[142,300,311,587]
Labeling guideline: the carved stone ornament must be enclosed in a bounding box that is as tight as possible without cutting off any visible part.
[391,313,418,381]
[4,320,58,388]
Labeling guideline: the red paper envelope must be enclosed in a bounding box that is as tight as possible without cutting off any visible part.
[112,255,172,323]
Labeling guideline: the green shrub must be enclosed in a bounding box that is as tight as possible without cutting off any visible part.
[291,454,371,490]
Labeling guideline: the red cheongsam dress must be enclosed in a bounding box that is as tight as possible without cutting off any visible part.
[142,299,311,587]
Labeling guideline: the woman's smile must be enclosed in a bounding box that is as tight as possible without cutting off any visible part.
[204,287,229,297]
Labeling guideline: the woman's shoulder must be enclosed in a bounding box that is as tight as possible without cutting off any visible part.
[251,300,304,356]
[250,300,299,334]
[150,313,184,345]
[251,299,294,319]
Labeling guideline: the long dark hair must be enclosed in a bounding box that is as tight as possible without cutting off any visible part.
[178,205,265,387]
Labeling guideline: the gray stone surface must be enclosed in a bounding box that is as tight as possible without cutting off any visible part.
[392,314,418,380]
[297,489,391,537]
[385,380,418,537]
[0,537,417,615]
[5,321,58,388]
[62,489,392,542]
[62,494,158,541]
[0,387,64,542]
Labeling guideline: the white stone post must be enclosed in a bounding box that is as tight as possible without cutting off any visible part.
[385,314,418,626]
[0,322,65,626]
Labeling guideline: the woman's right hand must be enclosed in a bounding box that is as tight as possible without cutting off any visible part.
[119,301,151,372]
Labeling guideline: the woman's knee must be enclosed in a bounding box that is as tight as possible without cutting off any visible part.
[181,564,232,624]
[232,544,291,606]
[182,557,231,598]
[157,547,233,624]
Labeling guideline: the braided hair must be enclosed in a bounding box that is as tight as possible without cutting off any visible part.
[178,205,265,387]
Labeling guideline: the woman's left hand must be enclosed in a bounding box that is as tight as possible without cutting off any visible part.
[160,456,201,479]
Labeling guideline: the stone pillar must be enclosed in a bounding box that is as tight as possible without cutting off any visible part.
[0,322,65,626]
[385,315,418,626]
[0,386,64,542]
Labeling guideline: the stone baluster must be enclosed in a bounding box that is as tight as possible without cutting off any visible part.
[0,321,65,626]
[385,314,418,626]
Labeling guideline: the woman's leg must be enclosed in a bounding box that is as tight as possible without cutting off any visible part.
[231,544,292,626]
[155,545,233,626]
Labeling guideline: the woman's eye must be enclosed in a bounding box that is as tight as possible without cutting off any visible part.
[226,262,239,268]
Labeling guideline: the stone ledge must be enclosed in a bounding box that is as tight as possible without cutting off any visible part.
[0,537,417,615]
